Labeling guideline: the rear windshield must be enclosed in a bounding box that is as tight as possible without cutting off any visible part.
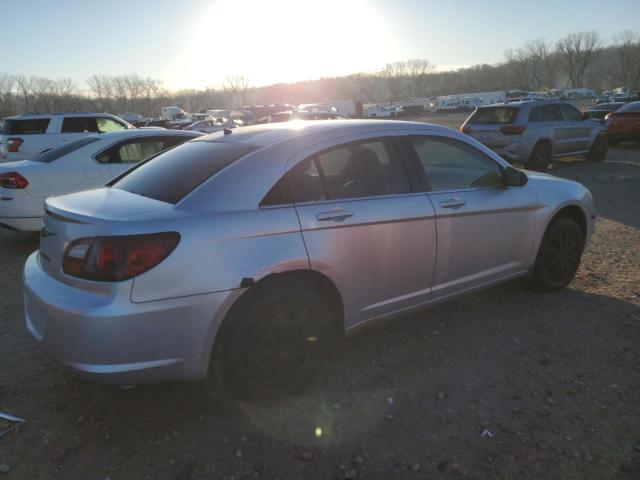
[468,107,518,124]
[32,137,101,163]
[112,141,258,204]
[4,118,51,135]
[590,103,622,111]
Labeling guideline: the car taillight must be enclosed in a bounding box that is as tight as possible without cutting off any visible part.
[7,138,23,153]
[63,232,180,281]
[461,125,471,134]
[0,172,28,189]
[499,125,526,135]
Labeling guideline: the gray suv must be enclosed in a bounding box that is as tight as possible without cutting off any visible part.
[460,100,609,170]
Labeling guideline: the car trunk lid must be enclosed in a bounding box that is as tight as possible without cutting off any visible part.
[39,187,172,283]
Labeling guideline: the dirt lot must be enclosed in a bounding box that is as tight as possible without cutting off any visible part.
[1,138,639,479]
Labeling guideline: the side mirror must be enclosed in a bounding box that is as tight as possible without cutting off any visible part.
[503,166,528,187]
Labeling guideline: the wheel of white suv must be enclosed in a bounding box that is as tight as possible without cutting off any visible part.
[526,142,551,171]
[213,278,333,400]
[530,217,585,290]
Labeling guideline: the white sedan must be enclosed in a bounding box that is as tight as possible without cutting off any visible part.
[0,129,201,231]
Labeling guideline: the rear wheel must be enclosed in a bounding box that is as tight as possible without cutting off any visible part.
[214,278,333,400]
[586,135,608,162]
[526,142,551,171]
[530,217,584,290]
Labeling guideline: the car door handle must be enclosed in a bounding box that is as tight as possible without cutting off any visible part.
[316,208,353,221]
[439,198,466,209]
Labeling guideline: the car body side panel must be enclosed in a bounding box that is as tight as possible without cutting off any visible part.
[130,206,310,303]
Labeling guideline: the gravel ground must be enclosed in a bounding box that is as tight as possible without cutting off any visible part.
[0,143,638,480]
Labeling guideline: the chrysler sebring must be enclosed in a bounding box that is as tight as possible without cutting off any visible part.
[23,120,595,398]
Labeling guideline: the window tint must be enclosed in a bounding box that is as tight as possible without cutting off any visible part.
[409,136,503,191]
[560,104,583,121]
[529,106,544,122]
[540,104,563,121]
[469,107,518,124]
[313,139,410,200]
[31,137,101,163]
[4,118,50,134]
[61,117,99,133]
[112,141,257,204]
[97,117,126,132]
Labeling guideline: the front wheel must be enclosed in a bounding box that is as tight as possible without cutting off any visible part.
[530,217,585,290]
[586,135,608,162]
[213,278,333,400]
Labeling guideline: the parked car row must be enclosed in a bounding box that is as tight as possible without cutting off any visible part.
[17,119,595,400]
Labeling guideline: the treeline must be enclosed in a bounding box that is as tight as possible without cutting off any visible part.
[1,30,639,119]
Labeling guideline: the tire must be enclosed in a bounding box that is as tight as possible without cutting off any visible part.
[609,139,619,147]
[530,217,585,291]
[213,278,333,400]
[526,142,551,171]
[586,135,608,162]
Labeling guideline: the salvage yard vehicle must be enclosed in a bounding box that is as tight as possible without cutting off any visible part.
[255,110,350,124]
[0,129,201,231]
[584,102,625,120]
[0,112,133,162]
[604,101,640,146]
[24,120,595,399]
[460,100,609,170]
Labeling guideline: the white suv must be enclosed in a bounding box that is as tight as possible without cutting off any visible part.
[0,112,133,162]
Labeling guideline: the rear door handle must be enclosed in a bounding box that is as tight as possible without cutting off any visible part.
[439,198,466,209]
[316,208,353,221]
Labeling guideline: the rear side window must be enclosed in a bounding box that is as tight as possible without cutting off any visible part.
[540,105,563,121]
[469,107,518,124]
[31,137,101,163]
[95,136,189,164]
[112,141,257,204]
[4,118,50,134]
[61,117,99,133]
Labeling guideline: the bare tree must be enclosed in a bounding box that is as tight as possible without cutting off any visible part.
[380,61,408,102]
[612,30,640,89]
[519,39,555,90]
[15,75,35,112]
[0,73,17,117]
[556,31,601,88]
[504,49,530,89]
[406,59,436,97]
[224,75,250,108]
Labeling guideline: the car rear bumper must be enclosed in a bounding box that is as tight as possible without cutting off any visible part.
[23,251,242,385]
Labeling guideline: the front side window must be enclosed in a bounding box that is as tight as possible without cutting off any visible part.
[61,117,100,133]
[97,117,126,132]
[409,136,503,191]
[560,104,583,122]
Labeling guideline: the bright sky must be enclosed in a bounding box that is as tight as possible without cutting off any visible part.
[2,0,639,91]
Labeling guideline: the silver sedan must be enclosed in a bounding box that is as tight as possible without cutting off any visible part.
[24,120,595,398]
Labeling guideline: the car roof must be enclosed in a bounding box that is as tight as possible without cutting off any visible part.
[189,119,446,149]
[3,112,124,120]
[83,129,203,142]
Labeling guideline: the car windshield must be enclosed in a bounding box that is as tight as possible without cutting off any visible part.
[112,141,257,204]
[31,137,101,163]
[469,107,519,124]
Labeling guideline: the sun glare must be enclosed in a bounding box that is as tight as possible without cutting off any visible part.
[180,0,393,89]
